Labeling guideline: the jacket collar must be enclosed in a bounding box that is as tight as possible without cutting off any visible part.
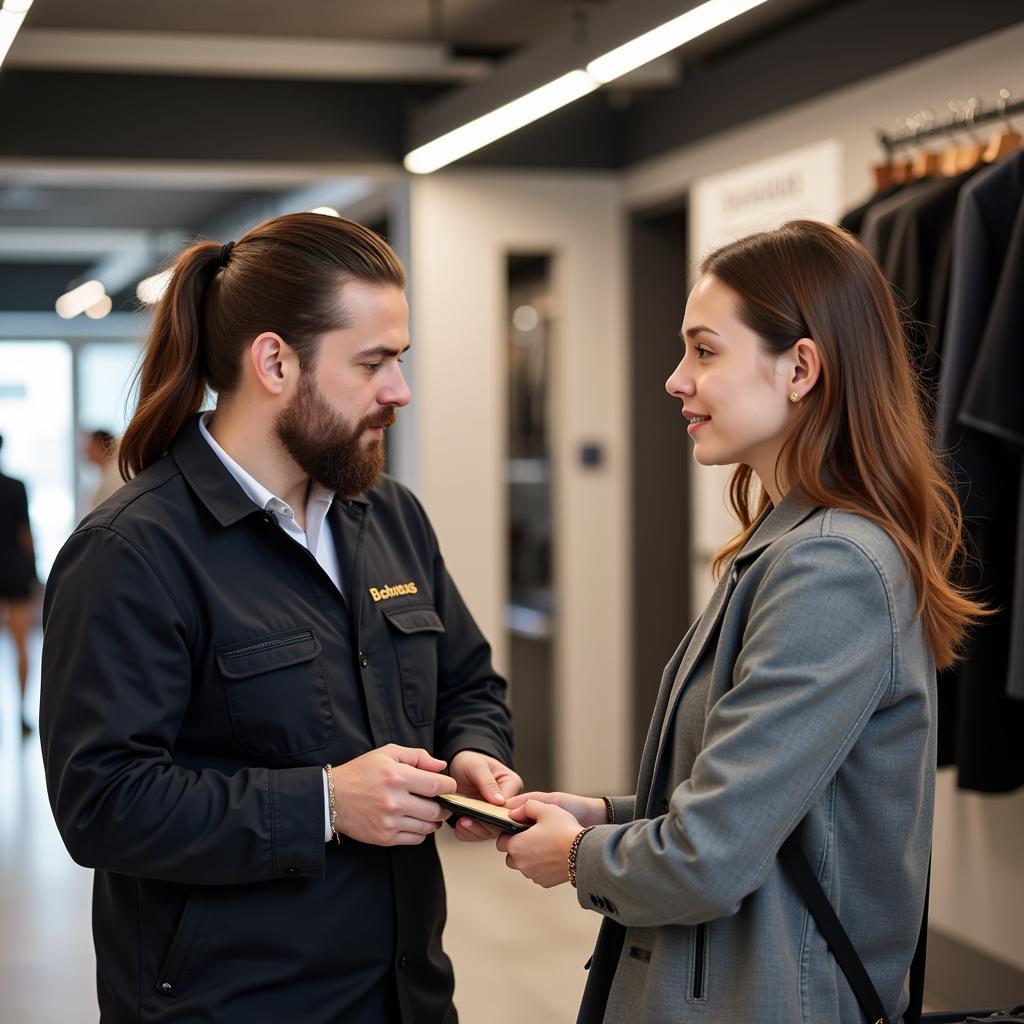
[733,488,820,568]
[171,414,371,528]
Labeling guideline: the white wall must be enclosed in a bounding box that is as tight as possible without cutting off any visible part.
[408,171,630,794]
[622,23,1024,971]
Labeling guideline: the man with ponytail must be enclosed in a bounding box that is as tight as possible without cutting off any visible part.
[39,213,516,1023]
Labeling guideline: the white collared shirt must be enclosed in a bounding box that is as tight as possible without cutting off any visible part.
[199,412,343,595]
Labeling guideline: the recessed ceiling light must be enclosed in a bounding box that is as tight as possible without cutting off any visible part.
[136,269,173,306]
[56,280,106,319]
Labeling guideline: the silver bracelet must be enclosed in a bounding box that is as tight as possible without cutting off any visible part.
[325,764,342,845]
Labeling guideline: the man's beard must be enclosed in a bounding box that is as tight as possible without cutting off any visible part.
[275,371,396,496]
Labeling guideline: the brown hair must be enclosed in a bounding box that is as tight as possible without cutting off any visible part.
[119,212,406,480]
[703,219,982,669]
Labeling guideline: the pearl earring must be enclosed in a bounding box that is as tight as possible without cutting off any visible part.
[790,391,800,403]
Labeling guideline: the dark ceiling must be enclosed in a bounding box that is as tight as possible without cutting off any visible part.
[0,0,1020,313]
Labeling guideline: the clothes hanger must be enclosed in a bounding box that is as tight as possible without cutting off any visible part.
[911,149,942,178]
[870,127,898,190]
[982,89,1022,162]
[871,161,895,190]
[955,98,986,172]
[896,109,944,180]
[936,99,974,176]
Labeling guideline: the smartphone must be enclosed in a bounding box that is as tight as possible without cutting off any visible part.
[436,793,531,834]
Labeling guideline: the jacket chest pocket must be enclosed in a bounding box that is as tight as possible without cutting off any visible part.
[381,605,445,727]
[216,628,331,757]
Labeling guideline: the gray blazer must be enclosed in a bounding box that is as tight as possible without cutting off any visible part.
[574,494,936,1023]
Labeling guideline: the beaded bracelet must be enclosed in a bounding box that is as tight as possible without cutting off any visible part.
[325,763,342,845]
[567,826,594,888]
[601,796,615,825]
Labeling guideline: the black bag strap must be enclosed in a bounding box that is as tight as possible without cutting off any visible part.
[904,860,931,1024]
[780,833,893,1024]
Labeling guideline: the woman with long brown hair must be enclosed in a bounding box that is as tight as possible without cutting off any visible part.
[498,220,982,1023]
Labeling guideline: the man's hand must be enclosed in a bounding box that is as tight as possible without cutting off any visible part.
[332,744,457,846]
[447,751,523,843]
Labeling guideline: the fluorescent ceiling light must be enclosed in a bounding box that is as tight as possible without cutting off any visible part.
[136,269,173,305]
[56,279,106,319]
[404,0,770,173]
[404,69,598,174]
[0,0,33,71]
[84,295,113,320]
[587,0,770,84]
[310,206,340,217]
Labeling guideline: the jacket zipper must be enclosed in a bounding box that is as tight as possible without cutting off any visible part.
[691,922,706,999]
[224,630,313,659]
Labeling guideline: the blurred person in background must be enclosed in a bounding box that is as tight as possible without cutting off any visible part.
[0,433,38,737]
[39,213,517,1023]
[83,428,123,509]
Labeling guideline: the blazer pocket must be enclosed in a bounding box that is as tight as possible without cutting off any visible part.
[381,605,445,727]
[688,921,709,1003]
[216,628,331,757]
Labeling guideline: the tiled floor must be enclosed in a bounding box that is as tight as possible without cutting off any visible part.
[0,627,598,1023]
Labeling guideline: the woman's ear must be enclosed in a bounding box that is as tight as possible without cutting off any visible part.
[789,337,821,399]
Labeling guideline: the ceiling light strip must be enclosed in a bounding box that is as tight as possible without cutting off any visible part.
[404,69,598,174]
[0,0,33,71]
[586,0,771,84]
[404,0,772,173]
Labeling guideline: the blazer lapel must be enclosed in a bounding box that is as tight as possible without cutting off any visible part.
[634,616,700,813]
[638,492,820,814]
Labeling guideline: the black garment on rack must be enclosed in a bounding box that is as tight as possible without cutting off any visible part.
[860,181,930,264]
[958,193,1024,702]
[936,151,1024,451]
[840,152,1024,793]
[882,170,978,402]
[839,181,905,237]
[934,152,1024,792]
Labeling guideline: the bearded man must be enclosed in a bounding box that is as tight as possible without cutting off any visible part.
[39,213,516,1024]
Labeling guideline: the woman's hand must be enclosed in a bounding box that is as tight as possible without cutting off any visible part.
[505,790,608,827]
[496,799,586,888]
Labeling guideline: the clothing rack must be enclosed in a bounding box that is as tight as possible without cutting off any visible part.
[877,90,1024,155]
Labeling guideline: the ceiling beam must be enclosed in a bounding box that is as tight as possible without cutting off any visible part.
[0,310,145,339]
[9,29,492,82]
[0,71,446,165]
[618,0,1024,165]
[0,227,178,261]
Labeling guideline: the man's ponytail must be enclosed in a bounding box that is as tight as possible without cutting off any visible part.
[118,243,220,479]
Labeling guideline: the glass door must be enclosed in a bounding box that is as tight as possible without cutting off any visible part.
[505,254,556,792]
[0,342,74,578]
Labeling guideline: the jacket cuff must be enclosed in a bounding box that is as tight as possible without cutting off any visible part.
[573,824,621,916]
[607,796,636,824]
[269,766,327,881]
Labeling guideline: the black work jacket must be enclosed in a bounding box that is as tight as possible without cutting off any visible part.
[39,416,513,1023]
